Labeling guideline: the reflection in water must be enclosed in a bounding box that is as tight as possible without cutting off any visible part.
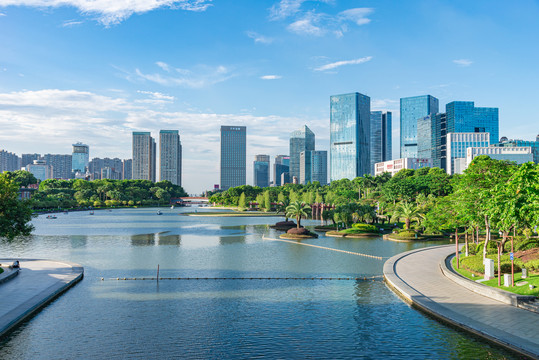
[157,234,181,246]
[219,235,246,245]
[131,233,156,246]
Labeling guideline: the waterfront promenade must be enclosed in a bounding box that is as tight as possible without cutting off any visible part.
[0,259,83,338]
[384,245,539,359]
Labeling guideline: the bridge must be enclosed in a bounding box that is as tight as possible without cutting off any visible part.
[171,197,209,205]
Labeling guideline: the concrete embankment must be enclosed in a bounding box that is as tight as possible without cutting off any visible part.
[0,259,83,338]
[383,245,539,359]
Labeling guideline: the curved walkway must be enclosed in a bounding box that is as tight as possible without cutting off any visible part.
[0,259,83,338]
[384,245,539,359]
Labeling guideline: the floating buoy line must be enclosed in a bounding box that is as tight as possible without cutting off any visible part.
[101,276,383,281]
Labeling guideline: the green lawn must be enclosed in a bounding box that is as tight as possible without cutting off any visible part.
[452,256,539,297]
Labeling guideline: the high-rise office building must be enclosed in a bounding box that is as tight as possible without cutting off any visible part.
[159,130,182,186]
[273,155,290,187]
[89,157,123,180]
[330,92,371,181]
[446,101,499,144]
[26,160,52,181]
[44,154,73,179]
[123,159,132,180]
[132,132,156,181]
[417,115,437,161]
[0,150,20,172]
[220,126,246,190]
[72,142,89,174]
[370,111,392,175]
[400,95,439,158]
[253,154,270,188]
[300,150,327,185]
[446,132,490,174]
[289,125,315,181]
[21,153,41,168]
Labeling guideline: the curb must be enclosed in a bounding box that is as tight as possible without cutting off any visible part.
[0,267,20,284]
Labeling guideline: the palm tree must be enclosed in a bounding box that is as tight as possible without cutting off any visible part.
[391,201,423,230]
[285,201,311,229]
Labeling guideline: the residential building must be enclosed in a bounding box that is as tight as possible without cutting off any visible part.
[375,158,432,177]
[330,92,370,181]
[446,132,490,174]
[26,160,52,181]
[300,150,327,185]
[89,157,123,180]
[289,125,315,181]
[400,95,439,158]
[101,167,122,180]
[466,146,533,170]
[253,155,270,188]
[0,150,21,172]
[220,125,246,190]
[43,154,72,179]
[132,132,156,181]
[122,159,132,180]
[273,155,290,187]
[72,142,89,174]
[370,111,392,175]
[159,130,182,186]
[21,153,41,168]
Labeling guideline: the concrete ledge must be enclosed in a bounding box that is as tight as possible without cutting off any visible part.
[0,259,84,339]
[441,254,536,306]
[0,267,20,284]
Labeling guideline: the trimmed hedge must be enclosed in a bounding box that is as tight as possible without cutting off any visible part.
[351,223,378,232]
[459,254,523,273]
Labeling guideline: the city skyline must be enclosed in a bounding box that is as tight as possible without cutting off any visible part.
[1,1,538,193]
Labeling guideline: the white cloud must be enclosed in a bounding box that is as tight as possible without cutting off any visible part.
[288,13,324,36]
[453,59,473,67]
[62,19,83,27]
[0,88,326,193]
[0,11,6,16]
[133,63,234,88]
[338,8,373,26]
[269,0,305,20]
[260,75,282,80]
[246,31,274,44]
[0,0,212,26]
[314,56,372,71]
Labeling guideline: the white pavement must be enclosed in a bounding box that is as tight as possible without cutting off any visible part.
[384,245,539,359]
[0,259,83,338]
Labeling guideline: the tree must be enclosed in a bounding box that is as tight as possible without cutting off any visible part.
[285,201,311,229]
[238,192,247,210]
[0,173,34,239]
[4,170,38,187]
[263,190,271,212]
[391,201,422,230]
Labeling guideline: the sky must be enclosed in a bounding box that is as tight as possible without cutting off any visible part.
[0,0,538,194]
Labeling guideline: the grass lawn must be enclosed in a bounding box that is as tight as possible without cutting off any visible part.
[452,256,539,297]
[183,211,281,217]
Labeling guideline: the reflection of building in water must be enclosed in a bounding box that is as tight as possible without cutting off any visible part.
[157,233,181,246]
[219,235,246,246]
[70,235,88,248]
[131,233,156,246]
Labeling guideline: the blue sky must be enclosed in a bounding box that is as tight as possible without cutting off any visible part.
[0,0,538,194]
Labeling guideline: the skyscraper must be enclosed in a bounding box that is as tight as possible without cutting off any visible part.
[253,154,270,188]
[72,142,89,174]
[370,111,392,175]
[159,130,182,186]
[446,132,490,174]
[89,157,123,180]
[400,95,439,158]
[122,159,132,180]
[273,155,290,187]
[0,150,20,172]
[21,153,41,168]
[132,132,156,182]
[446,101,499,144]
[300,150,327,185]
[220,126,246,190]
[289,125,315,181]
[330,92,370,181]
[44,154,73,179]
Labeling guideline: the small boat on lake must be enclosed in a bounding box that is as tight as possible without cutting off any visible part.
[46,215,57,219]
[89,211,94,215]
[157,210,163,215]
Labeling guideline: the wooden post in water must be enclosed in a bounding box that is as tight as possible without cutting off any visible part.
[157,264,160,283]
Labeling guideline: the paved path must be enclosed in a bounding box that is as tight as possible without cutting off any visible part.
[384,245,539,359]
[0,259,83,338]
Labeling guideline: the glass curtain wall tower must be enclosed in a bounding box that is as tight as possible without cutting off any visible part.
[132,132,156,182]
[220,126,246,190]
[446,101,499,144]
[400,95,439,158]
[370,111,392,175]
[72,142,89,174]
[289,125,315,182]
[330,92,370,181]
[159,130,182,186]
[253,154,270,188]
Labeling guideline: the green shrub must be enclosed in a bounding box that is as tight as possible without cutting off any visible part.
[351,223,378,232]
[398,230,417,238]
[524,259,539,271]
[516,240,539,251]
[460,254,523,273]
[476,241,498,255]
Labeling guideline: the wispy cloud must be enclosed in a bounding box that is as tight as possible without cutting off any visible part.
[260,75,282,80]
[246,31,274,44]
[62,19,83,27]
[132,63,234,88]
[137,90,175,104]
[453,59,473,67]
[314,56,372,72]
[0,0,213,26]
[270,1,373,37]
[0,12,6,16]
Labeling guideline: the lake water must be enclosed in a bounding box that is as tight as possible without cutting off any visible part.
[0,207,517,359]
